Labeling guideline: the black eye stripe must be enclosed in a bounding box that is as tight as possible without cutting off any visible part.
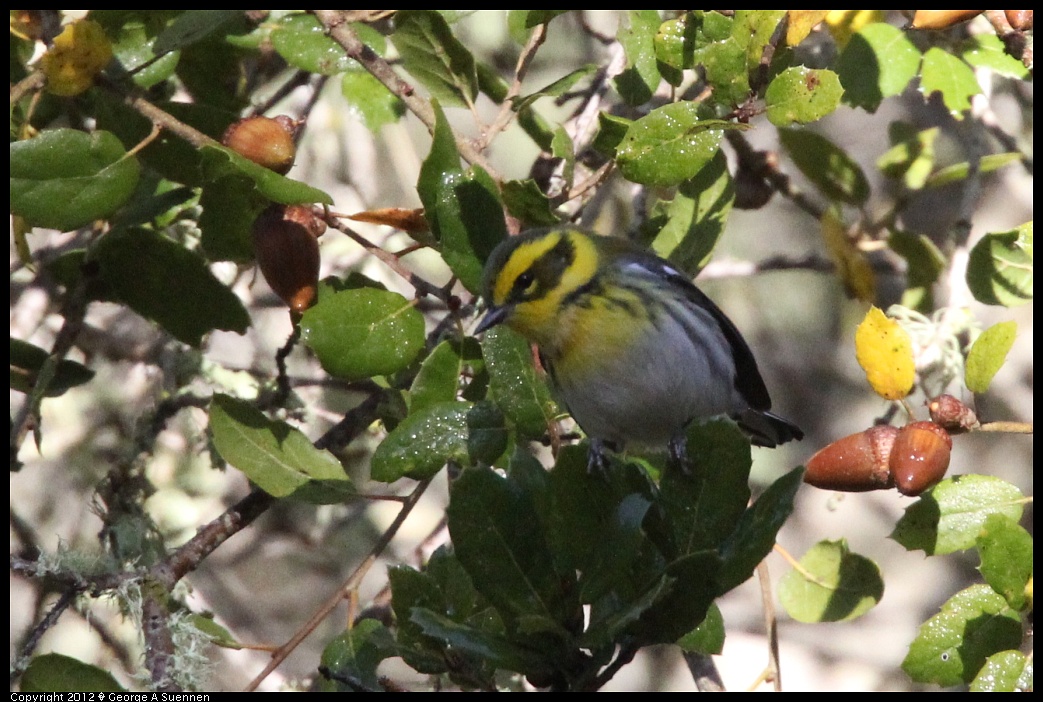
[506,234,577,303]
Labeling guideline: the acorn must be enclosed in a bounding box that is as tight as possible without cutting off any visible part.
[251,204,324,312]
[927,394,979,434]
[1005,10,1033,31]
[805,421,953,496]
[805,425,899,492]
[222,115,299,174]
[890,421,952,496]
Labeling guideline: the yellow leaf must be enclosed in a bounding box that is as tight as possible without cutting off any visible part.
[855,307,916,400]
[822,208,875,303]
[786,11,831,46]
[40,19,113,96]
[825,10,884,48]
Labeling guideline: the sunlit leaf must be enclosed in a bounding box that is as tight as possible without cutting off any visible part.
[854,306,915,400]
[10,129,140,231]
[919,47,980,118]
[965,321,1017,394]
[299,288,425,381]
[966,223,1033,307]
[209,394,352,501]
[891,475,1025,556]
[902,584,1022,686]
[765,67,843,125]
[779,539,884,622]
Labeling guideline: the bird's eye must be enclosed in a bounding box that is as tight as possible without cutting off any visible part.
[514,270,536,295]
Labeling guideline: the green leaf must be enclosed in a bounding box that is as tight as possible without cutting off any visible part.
[10,129,141,231]
[370,401,472,482]
[778,128,870,205]
[659,419,752,556]
[976,513,1033,610]
[676,602,725,655]
[409,608,552,680]
[389,550,484,676]
[435,167,508,294]
[902,584,1022,686]
[966,223,1033,307]
[410,339,467,412]
[10,338,94,398]
[919,47,980,118]
[392,10,478,107]
[188,613,242,649]
[299,288,425,381]
[715,466,803,593]
[960,33,1030,79]
[92,228,250,347]
[889,229,945,310]
[616,103,728,187]
[92,97,234,187]
[692,12,749,108]
[591,112,633,157]
[110,20,181,90]
[733,10,787,74]
[199,144,333,205]
[965,320,1017,393]
[511,65,598,113]
[877,125,939,190]
[891,475,1026,556]
[765,67,844,126]
[543,447,662,605]
[507,11,569,43]
[924,152,1024,188]
[341,70,406,131]
[836,22,921,112]
[209,394,353,501]
[198,173,266,262]
[447,465,576,632]
[152,10,241,54]
[629,550,722,646]
[614,10,662,105]
[320,619,398,691]
[417,103,507,293]
[654,15,697,85]
[778,539,884,623]
[970,650,1032,692]
[270,13,357,75]
[466,401,509,467]
[646,149,734,273]
[21,653,125,692]
[501,179,560,226]
[481,326,558,440]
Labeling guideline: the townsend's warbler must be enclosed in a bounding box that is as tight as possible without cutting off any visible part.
[475,226,802,472]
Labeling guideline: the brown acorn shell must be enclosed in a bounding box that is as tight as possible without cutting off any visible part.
[804,425,899,492]
[251,204,322,312]
[222,115,298,175]
[890,421,952,496]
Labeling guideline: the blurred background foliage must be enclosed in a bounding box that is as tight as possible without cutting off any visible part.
[10,10,1032,692]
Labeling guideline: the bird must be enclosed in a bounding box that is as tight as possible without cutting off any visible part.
[474,225,802,474]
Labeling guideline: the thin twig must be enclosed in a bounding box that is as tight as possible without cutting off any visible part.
[323,212,452,303]
[756,560,782,692]
[682,651,726,692]
[478,23,548,150]
[312,10,497,177]
[243,477,434,691]
[725,130,826,221]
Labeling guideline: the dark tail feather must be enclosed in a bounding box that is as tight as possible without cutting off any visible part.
[737,409,804,448]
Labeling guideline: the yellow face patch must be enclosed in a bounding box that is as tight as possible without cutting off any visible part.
[490,229,602,346]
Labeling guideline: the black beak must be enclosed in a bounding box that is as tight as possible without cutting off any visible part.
[475,304,511,334]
